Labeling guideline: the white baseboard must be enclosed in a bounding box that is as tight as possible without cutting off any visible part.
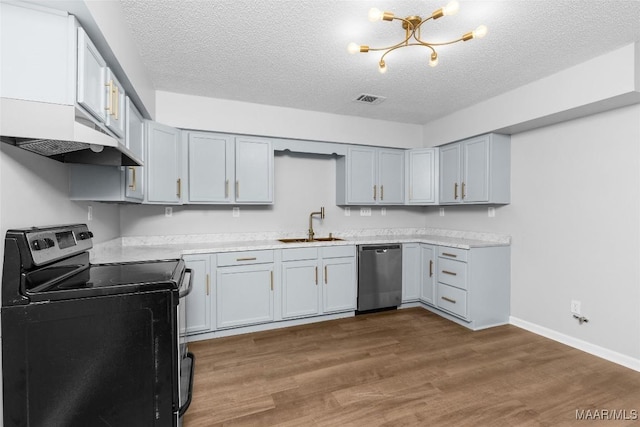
[510,316,640,373]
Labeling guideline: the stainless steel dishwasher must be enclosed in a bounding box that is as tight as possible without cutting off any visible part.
[357,244,403,312]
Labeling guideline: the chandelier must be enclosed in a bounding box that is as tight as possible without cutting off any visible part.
[348,1,487,73]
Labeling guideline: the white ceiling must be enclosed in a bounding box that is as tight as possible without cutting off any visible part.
[119,0,640,125]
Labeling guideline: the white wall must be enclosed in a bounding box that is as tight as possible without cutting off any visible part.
[423,104,640,360]
[120,152,427,236]
[0,144,121,277]
[155,91,423,149]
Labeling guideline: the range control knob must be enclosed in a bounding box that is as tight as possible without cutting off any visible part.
[77,231,94,240]
[31,238,55,251]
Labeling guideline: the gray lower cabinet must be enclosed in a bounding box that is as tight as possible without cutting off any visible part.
[420,244,436,305]
[402,243,421,302]
[434,246,510,329]
[216,250,275,329]
[281,246,356,319]
[402,243,436,304]
[182,254,213,334]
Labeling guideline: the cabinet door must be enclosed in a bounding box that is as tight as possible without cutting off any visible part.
[463,136,490,203]
[104,68,125,138]
[183,255,212,335]
[378,149,404,204]
[439,143,462,204]
[420,244,436,305]
[402,244,421,302]
[281,260,320,319]
[187,133,234,203]
[146,121,182,204]
[77,28,107,122]
[235,137,273,203]
[322,257,356,313]
[125,99,144,201]
[407,149,437,204]
[347,147,376,204]
[216,264,274,329]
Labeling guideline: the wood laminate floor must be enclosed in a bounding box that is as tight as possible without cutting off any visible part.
[183,308,640,426]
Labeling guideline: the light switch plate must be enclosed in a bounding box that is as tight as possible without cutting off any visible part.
[439,208,445,217]
[488,207,496,217]
[165,207,172,217]
[360,208,372,217]
[381,208,386,216]
[344,207,351,217]
[232,207,240,218]
[87,205,93,221]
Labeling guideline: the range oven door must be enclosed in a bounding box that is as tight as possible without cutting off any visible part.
[2,290,176,427]
[176,269,195,423]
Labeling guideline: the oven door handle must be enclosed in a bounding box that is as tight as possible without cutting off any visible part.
[178,351,195,417]
[179,269,193,298]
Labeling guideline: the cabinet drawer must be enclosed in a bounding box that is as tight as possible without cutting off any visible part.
[281,247,318,262]
[436,283,468,319]
[321,245,355,259]
[437,246,468,262]
[437,258,467,290]
[217,250,274,266]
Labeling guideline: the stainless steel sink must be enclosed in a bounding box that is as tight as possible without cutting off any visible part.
[278,237,344,243]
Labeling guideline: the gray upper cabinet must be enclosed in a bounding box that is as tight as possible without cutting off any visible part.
[103,68,126,139]
[185,133,273,204]
[406,148,438,205]
[68,96,144,203]
[439,133,510,205]
[77,27,107,123]
[235,137,274,204]
[124,99,144,201]
[336,146,405,205]
[186,132,234,203]
[146,121,182,204]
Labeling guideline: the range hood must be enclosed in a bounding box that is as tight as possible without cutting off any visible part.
[0,98,143,166]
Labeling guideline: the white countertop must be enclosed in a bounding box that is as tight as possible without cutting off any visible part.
[90,228,511,264]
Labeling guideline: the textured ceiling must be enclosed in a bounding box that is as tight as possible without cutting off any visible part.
[120,0,640,125]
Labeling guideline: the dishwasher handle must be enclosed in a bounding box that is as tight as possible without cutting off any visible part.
[358,244,401,253]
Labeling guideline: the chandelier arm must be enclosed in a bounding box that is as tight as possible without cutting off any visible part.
[366,18,416,53]
[380,42,435,62]
[422,37,466,47]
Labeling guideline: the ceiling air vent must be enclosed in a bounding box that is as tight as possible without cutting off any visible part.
[353,94,386,105]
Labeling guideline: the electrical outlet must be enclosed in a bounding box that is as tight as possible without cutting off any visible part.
[571,300,581,315]
[165,207,172,217]
[488,207,496,217]
[232,207,240,218]
[381,208,387,216]
[360,208,372,217]
[344,207,351,217]
[87,205,93,221]
[439,207,445,217]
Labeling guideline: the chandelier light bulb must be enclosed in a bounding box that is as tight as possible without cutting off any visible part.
[473,25,488,39]
[378,60,387,74]
[368,8,383,22]
[442,0,460,16]
[347,42,360,54]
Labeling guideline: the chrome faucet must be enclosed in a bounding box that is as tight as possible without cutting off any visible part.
[308,207,325,241]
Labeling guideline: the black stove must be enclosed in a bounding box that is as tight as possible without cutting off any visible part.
[1,224,194,427]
